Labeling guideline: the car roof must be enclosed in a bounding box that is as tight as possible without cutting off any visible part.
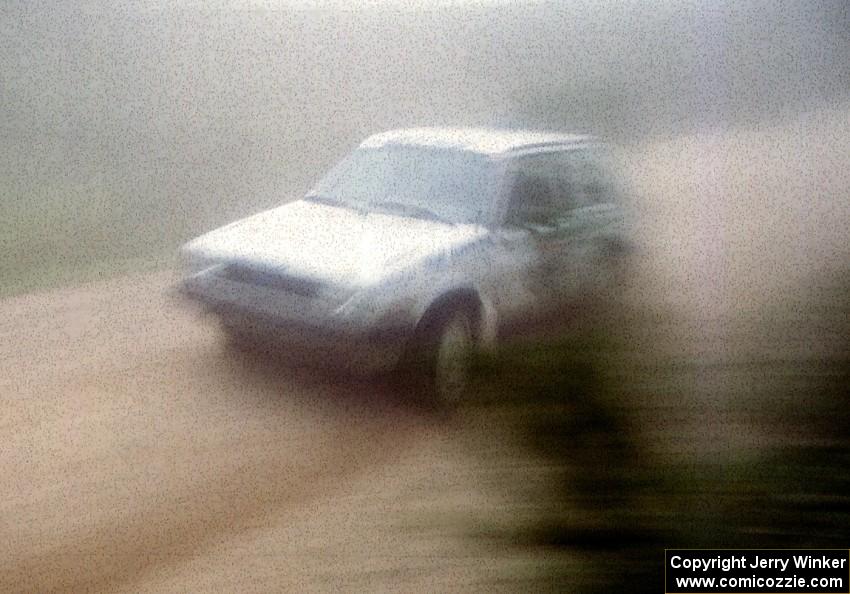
[359,127,594,157]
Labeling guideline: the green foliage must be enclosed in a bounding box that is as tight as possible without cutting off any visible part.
[468,276,850,591]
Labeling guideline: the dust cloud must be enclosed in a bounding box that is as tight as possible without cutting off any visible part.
[2,1,848,591]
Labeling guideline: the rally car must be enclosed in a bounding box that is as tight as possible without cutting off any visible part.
[179,127,627,403]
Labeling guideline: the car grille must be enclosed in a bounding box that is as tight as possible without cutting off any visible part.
[218,263,323,298]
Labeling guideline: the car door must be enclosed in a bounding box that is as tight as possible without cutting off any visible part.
[552,147,624,291]
[498,148,620,316]
[485,152,568,332]
[504,151,577,314]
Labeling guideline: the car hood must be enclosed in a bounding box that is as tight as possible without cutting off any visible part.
[182,199,488,288]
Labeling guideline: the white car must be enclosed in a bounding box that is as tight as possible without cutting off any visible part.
[179,127,627,402]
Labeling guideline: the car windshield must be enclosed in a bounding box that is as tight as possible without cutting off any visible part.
[307,145,494,224]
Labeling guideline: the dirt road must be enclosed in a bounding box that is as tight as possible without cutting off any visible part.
[0,271,541,593]
[4,106,848,592]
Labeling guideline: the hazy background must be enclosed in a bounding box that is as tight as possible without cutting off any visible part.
[2,1,849,591]
[2,0,848,294]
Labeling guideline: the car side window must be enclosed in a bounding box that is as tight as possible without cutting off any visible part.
[566,148,614,208]
[504,148,617,227]
[506,150,594,226]
[504,152,579,226]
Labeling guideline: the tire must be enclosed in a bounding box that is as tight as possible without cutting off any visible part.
[405,307,475,407]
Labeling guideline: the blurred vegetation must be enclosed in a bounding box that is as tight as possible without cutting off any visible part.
[469,270,850,591]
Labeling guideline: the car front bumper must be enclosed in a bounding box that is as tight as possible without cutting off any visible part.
[179,268,412,376]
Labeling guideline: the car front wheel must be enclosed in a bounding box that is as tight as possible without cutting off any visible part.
[432,310,474,405]
[404,307,475,407]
